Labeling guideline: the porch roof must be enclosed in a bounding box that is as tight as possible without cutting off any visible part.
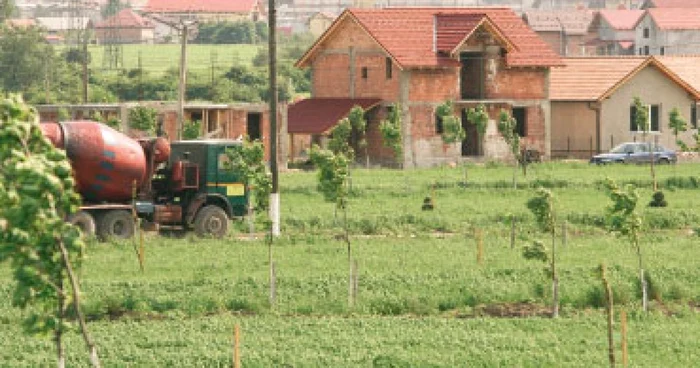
[288,98,381,135]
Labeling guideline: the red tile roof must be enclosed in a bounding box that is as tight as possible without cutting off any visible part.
[646,0,700,8]
[550,56,700,101]
[95,9,154,29]
[288,98,381,134]
[598,9,644,30]
[645,8,700,30]
[435,13,485,53]
[655,56,700,94]
[523,10,594,36]
[144,0,259,13]
[298,7,562,69]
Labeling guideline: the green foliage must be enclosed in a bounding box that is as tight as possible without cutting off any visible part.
[379,105,403,162]
[467,103,489,138]
[668,107,689,150]
[498,109,521,158]
[101,0,126,17]
[527,188,556,233]
[194,21,268,44]
[57,107,70,122]
[1,0,16,23]
[522,240,549,263]
[128,106,157,134]
[633,96,650,133]
[603,178,642,242]
[182,120,201,140]
[224,138,271,210]
[436,100,465,144]
[348,105,368,149]
[328,117,354,160]
[309,145,349,207]
[0,95,84,333]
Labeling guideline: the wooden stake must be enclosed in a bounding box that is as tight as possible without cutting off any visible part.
[601,263,615,368]
[233,325,241,368]
[269,261,276,306]
[476,229,484,266]
[510,215,516,249]
[562,221,567,247]
[352,259,359,304]
[621,310,628,368]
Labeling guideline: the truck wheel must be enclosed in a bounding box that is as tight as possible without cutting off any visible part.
[194,205,229,238]
[97,210,135,241]
[68,211,96,238]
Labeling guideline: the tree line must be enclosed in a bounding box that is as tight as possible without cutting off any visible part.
[0,25,311,105]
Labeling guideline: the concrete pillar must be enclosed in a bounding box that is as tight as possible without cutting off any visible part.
[399,70,414,168]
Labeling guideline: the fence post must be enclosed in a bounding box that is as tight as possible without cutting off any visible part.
[476,229,484,265]
[510,215,516,249]
[233,325,241,368]
[590,136,593,157]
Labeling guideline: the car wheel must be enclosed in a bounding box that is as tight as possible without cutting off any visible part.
[658,158,670,165]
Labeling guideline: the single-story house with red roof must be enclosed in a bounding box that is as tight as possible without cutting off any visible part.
[94,9,155,44]
[290,7,562,167]
[641,0,700,9]
[550,56,700,159]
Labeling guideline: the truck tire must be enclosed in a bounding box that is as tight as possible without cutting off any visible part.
[193,205,229,238]
[68,211,96,238]
[97,210,135,241]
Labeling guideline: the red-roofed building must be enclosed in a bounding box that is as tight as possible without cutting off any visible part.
[523,10,596,57]
[143,0,263,23]
[641,0,700,8]
[550,56,700,158]
[94,9,155,44]
[588,10,644,55]
[291,7,561,167]
[634,8,700,55]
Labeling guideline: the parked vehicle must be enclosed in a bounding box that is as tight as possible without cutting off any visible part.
[40,121,247,240]
[589,142,677,165]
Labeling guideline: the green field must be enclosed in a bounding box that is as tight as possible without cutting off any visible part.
[1,162,700,366]
[83,44,263,75]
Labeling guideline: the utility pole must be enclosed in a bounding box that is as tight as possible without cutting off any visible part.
[268,0,280,236]
[177,22,189,141]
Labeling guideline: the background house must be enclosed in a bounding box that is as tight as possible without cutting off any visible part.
[640,0,700,9]
[143,0,263,23]
[588,9,643,55]
[94,8,155,44]
[292,7,561,167]
[549,56,700,159]
[307,12,335,37]
[634,8,700,55]
[523,10,596,56]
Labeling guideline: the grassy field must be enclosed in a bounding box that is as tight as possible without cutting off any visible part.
[1,162,699,366]
[81,44,263,75]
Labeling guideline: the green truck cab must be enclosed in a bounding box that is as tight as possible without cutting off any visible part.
[147,139,248,238]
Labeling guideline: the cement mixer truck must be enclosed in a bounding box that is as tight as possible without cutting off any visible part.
[40,121,248,240]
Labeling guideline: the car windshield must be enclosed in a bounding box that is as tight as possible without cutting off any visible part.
[610,144,631,154]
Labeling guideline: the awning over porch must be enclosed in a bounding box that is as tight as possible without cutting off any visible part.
[288,98,382,134]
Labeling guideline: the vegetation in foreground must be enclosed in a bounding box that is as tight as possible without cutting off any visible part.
[1,162,700,366]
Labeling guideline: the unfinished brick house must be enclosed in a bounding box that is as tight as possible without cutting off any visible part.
[291,7,562,167]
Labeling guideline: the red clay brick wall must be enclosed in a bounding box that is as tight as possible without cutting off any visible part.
[366,107,400,165]
[311,17,400,100]
[486,62,547,100]
[409,69,460,102]
[522,104,545,154]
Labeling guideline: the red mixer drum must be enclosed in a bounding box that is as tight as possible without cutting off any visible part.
[40,121,147,202]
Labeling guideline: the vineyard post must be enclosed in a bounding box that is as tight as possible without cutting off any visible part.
[562,221,567,247]
[510,215,516,249]
[600,263,616,368]
[621,309,628,367]
[476,229,484,266]
[232,325,241,368]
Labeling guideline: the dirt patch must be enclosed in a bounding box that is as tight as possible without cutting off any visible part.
[689,301,700,312]
[476,302,553,318]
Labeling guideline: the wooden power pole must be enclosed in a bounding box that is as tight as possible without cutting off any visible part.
[268,0,280,236]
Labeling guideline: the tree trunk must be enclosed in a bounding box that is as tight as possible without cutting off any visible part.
[650,141,657,191]
[601,264,616,368]
[58,240,101,368]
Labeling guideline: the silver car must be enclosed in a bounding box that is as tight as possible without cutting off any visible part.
[589,142,677,165]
